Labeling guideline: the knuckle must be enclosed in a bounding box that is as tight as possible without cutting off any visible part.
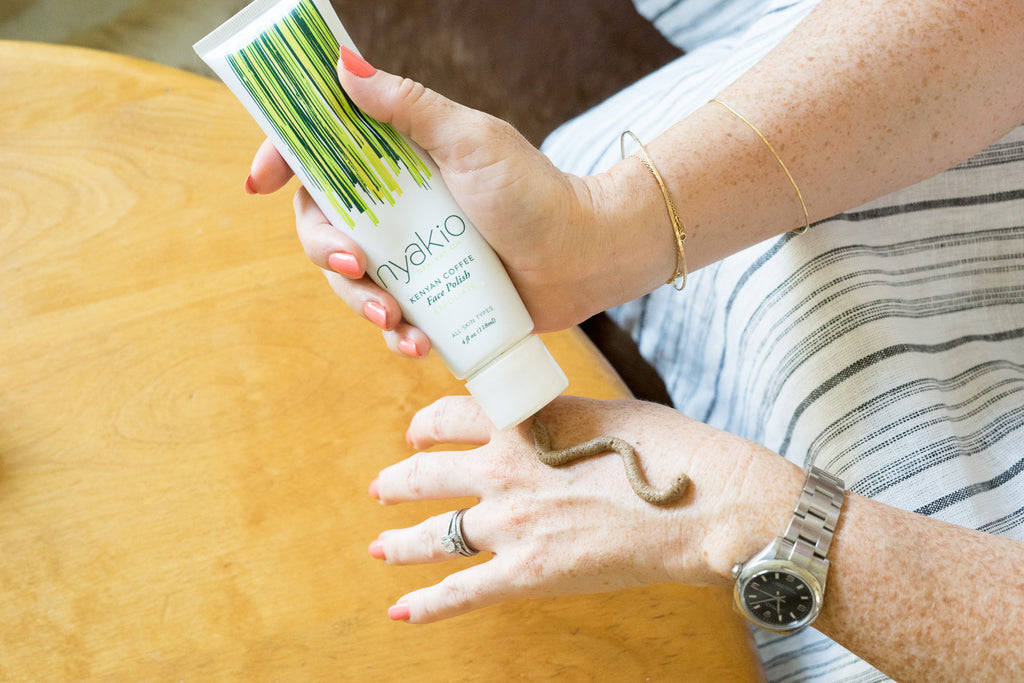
[396,76,427,103]
[414,575,472,623]
[427,396,459,442]
[437,574,473,611]
[401,451,427,497]
[393,77,430,131]
[386,525,436,565]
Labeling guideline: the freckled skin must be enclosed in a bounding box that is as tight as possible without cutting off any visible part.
[593,0,1024,291]
[563,4,1024,675]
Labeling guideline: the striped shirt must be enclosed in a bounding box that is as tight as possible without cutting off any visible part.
[542,1,1024,680]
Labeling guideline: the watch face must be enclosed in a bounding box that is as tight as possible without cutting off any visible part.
[740,568,817,630]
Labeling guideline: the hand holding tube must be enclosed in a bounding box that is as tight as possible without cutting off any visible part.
[247,53,654,359]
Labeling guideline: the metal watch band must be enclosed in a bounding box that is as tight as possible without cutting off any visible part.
[778,466,845,573]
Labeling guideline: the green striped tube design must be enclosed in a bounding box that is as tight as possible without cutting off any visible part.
[227,0,431,227]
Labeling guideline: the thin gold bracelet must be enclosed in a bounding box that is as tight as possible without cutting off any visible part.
[710,98,810,235]
[620,130,687,291]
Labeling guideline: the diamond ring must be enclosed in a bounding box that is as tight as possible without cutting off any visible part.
[440,508,479,557]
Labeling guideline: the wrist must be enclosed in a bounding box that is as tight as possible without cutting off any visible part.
[580,156,680,306]
[701,448,806,584]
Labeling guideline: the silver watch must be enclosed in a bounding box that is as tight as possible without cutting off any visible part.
[731,466,845,634]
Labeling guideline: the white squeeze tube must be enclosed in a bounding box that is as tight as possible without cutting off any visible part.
[195,0,567,429]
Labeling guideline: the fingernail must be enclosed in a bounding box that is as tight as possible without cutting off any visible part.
[368,539,385,559]
[368,477,380,500]
[328,251,362,278]
[404,428,414,447]
[339,46,377,78]
[363,301,388,330]
[398,338,423,359]
[387,603,411,621]
[244,173,258,195]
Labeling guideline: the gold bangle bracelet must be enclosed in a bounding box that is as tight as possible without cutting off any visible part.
[710,98,810,235]
[620,130,687,291]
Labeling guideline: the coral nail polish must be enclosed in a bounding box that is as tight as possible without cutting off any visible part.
[339,46,376,78]
[368,477,380,500]
[387,603,411,621]
[368,539,385,559]
[328,251,362,278]
[244,173,258,195]
[363,301,388,330]
[398,338,422,359]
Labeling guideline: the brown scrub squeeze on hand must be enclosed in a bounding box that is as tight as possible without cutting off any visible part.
[532,419,690,505]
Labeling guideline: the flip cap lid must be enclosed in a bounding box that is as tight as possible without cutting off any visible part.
[464,335,568,430]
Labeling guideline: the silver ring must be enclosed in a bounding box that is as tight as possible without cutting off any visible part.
[440,508,479,557]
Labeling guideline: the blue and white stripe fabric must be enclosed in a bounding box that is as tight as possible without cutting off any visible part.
[631,0,780,51]
[542,1,1024,681]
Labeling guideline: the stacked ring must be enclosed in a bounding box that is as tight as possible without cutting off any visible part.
[440,508,479,557]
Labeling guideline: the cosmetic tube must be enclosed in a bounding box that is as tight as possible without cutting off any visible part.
[195,0,567,429]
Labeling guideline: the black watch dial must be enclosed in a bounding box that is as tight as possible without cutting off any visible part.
[740,569,816,629]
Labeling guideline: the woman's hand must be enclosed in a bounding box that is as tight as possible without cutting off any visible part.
[247,53,657,359]
[368,395,804,623]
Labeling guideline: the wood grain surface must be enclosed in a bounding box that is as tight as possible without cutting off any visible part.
[0,41,763,681]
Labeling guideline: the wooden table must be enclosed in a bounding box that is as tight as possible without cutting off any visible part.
[0,41,763,681]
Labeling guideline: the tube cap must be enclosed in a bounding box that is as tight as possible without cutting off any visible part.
[464,335,568,430]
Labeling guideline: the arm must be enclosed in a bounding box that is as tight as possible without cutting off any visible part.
[376,397,1024,682]
[251,0,1024,355]
[816,489,1024,681]
[596,0,1024,284]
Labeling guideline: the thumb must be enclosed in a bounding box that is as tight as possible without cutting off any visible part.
[336,46,507,171]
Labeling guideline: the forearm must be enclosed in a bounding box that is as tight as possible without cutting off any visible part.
[586,0,1024,301]
[705,451,1024,680]
[814,492,1024,681]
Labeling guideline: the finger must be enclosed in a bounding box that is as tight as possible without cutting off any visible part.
[375,449,484,505]
[297,188,431,350]
[389,562,508,624]
[247,138,295,194]
[373,507,488,565]
[294,188,366,275]
[318,269,431,351]
[318,268,401,331]
[336,54,510,174]
[406,396,494,450]
[380,323,432,359]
